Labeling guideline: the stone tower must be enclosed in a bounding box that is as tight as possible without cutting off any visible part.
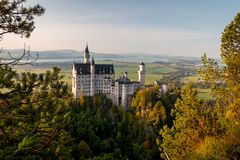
[138,62,146,85]
[84,44,90,64]
[72,61,78,98]
[90,57,95,96]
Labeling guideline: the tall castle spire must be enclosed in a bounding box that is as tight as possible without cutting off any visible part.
[84,43,90,64]
[91,57,95,65]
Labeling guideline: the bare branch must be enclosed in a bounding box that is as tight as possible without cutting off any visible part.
[0,45,39,66]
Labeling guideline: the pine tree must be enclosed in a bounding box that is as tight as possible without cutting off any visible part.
[0,0,45,39]
[160,86,217,160]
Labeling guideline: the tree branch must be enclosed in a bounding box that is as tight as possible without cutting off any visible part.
[0,45,39,66]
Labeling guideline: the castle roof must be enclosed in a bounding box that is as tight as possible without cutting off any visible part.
[91,58,95,65]
[115,76,132,84]
[85,44,89,54]
[74,63,114,75]
[74,63,90,74]
[95,64,114,74]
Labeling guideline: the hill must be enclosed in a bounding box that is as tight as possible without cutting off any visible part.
[3,49,203,64]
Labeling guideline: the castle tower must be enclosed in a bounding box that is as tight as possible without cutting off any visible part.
[122,84,128,109]
[72,61,78,98]
[138,62,146,85]
[90,57,95,96]
[84,44,90,64]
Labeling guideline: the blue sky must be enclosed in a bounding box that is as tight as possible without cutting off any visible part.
[2,0,240,57]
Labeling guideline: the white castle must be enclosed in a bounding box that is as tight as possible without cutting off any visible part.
[72,45,146,107]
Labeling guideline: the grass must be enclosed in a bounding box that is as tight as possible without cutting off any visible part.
[12,62,176,85]
[13,67,49,74]
[60,70,72,85]
[181,75,202,83]
[11,63,215,100]
[13,67,73,85]
[197,88,214,100]
[181,75,214,100]
[114,62,175,84]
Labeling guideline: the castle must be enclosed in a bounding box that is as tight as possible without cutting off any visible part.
[72,45,146,107]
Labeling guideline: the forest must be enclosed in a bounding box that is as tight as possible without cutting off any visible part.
[1,0,240,159]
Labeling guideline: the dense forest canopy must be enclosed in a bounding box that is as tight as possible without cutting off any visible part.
[1,0,240,159]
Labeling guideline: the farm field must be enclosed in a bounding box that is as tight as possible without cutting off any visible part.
[181,74,202,83]
[12,62,213,99]
[182,75,214,100]
[197,88,214,100]
[13,61,177,85]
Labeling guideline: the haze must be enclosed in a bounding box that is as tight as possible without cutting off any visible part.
[1,0,240,58]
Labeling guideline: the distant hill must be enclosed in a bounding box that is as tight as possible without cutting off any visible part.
[2,49,204,64]
[2,49,82,59]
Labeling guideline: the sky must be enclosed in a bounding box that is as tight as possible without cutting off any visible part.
[1,0,240,58]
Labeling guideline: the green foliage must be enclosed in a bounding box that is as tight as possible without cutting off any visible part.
[0,0,161,159]
[199,13,240,159]
[221,13,240,84]
[0,0,45,38]
[132,85,180,128]
[4,1,240,159]
[17,135,40,153]
[64,95,161,159]
[131,85,181,159]
[160,12,240,160]
[160,86,219,160]
[0,66,72,159]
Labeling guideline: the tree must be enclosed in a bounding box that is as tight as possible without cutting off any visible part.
[0,0,45,98]
[216,12,240,159]
[0,0,45,39]
[160,86,218,160]
[201,12,240,135]
[0,0,45,65]
[0,67,72,159]
[221,13,240,83]
[0,1,75,158]
[161,12,240,159]
[78,140,92,160]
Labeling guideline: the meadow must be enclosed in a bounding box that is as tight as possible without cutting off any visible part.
[181,75,213,100]
[13,61,177,85]
[13,62,214,100]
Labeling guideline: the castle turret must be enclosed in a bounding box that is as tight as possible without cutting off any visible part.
[138,62,146,85]
[72,61,78,98]
[84,44,90,64]
[90,57,95,96]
